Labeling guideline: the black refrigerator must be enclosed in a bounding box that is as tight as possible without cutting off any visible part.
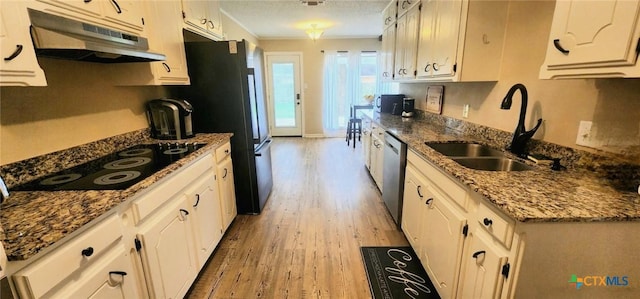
[169,38,273,214]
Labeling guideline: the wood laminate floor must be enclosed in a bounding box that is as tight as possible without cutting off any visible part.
[186,137,408,299]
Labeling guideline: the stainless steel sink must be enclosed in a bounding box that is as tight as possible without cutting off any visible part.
[452,157,534,171]
[425,142,505,157]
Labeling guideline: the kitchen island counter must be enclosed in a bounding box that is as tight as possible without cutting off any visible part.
[0,130,232,261]
[362,111,640,223]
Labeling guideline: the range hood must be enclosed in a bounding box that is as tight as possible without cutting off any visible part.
[28,9,166,63]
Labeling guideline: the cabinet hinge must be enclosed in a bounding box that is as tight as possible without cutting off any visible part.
[462,224,469,237]
[182,11,186,19]
[453,63,457,73]
[636,38,640,56]
[414,70,417,76]
[502,263,511,278]
[134,238,142,252]
[141,17,144,26]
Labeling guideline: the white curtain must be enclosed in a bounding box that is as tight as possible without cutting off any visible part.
[322,51,362,137]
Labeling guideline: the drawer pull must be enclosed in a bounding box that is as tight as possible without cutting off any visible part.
[425,198,434,205]
[416,185,423,198]
[4,45,23,61]
[180,209,189,216]
[193,194,200,207]
[225,149,230,154]
[223,168,228,179]
[472,250,486,259]
[81,247,94,257]
[483,218,493,227]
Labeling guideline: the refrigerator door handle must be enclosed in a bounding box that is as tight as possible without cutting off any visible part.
[255,139,272,156]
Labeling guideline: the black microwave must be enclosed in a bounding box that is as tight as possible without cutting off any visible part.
[375,94,405,115]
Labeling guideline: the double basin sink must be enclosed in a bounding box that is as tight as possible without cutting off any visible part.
[425,142,533,171]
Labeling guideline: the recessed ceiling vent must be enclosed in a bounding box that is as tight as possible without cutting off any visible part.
[301,0,325,6]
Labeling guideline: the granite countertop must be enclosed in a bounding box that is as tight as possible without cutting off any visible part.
[0,131,232,261]
[363,112,640,223]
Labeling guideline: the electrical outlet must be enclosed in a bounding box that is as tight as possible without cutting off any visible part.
[462,104,469,118]
[576,121,593,146]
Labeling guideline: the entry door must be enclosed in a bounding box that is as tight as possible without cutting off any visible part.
[265,53,303,136]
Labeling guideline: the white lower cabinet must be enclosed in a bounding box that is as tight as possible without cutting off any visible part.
[49,246,142,299]
[403,150,513,299]
[7,142,238,299]
[419,184,467,299]
[459,229,509,299]
[187,171,224,266]
[136,194,198,299]
[215,142,237,231]
[11,213,143,298]
[369,124,385,191]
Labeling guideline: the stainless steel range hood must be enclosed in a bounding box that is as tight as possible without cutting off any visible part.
[28,9,166,63]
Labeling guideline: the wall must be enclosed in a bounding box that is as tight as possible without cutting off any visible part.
[400,0,640,160]
[220,11,259,46]
[0,58,165,165]
[259,38,381,136]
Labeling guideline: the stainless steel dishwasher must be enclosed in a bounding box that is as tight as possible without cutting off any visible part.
[382,131,407,227]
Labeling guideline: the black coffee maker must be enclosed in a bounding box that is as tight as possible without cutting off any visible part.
[402,98,415,118]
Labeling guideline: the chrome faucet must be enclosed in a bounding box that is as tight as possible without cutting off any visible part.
[500,83,542,157]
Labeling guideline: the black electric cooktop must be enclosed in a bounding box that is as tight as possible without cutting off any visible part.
[13,143,206,191]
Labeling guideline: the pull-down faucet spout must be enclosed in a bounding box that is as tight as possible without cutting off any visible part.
[500,83,542,157]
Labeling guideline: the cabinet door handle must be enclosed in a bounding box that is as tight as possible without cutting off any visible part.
[402,0,408,9]
[81,247,94,257]
[222,168,228,179]
[4,45,23,61]
[200,18,208,25]
[416,185,423,198]
[424,63,430,72]
[208,20,215,29]
[109,271,127,285]
[472,250,486,259]
[553,39,570,54]
[83,0,92,3]
[225,149,230,154]
[425,198,433,205]
[432,63,439,71]
[483,218,493,226]
[111,0,122,14]
[193,194,200,207]
[162,62,171,73]
[180,209,189,216]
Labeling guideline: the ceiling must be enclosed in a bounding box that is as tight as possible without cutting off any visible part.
[219,0,390,39]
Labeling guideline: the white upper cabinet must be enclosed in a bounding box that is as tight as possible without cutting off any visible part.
[416,0,508,82]
[397,0,419,18]
[101,0,145,31]
[37,0,102,17]
[394,2,420,80]
[36,0,145,32]
[111,0,191,85]
[417,0,463,78]
[0,1,47,86]
[382,0,397,28]
[181,0,223,40]
[381,1,397,80]
[540,0,640,79]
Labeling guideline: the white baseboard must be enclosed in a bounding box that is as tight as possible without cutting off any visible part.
[302,134,326,138]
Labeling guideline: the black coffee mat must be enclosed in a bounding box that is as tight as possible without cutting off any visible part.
[361,246,440,299]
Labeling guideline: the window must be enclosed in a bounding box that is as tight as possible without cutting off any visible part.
[322,51,398,136]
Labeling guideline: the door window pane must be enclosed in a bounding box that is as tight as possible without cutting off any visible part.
[272,63,295,127]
